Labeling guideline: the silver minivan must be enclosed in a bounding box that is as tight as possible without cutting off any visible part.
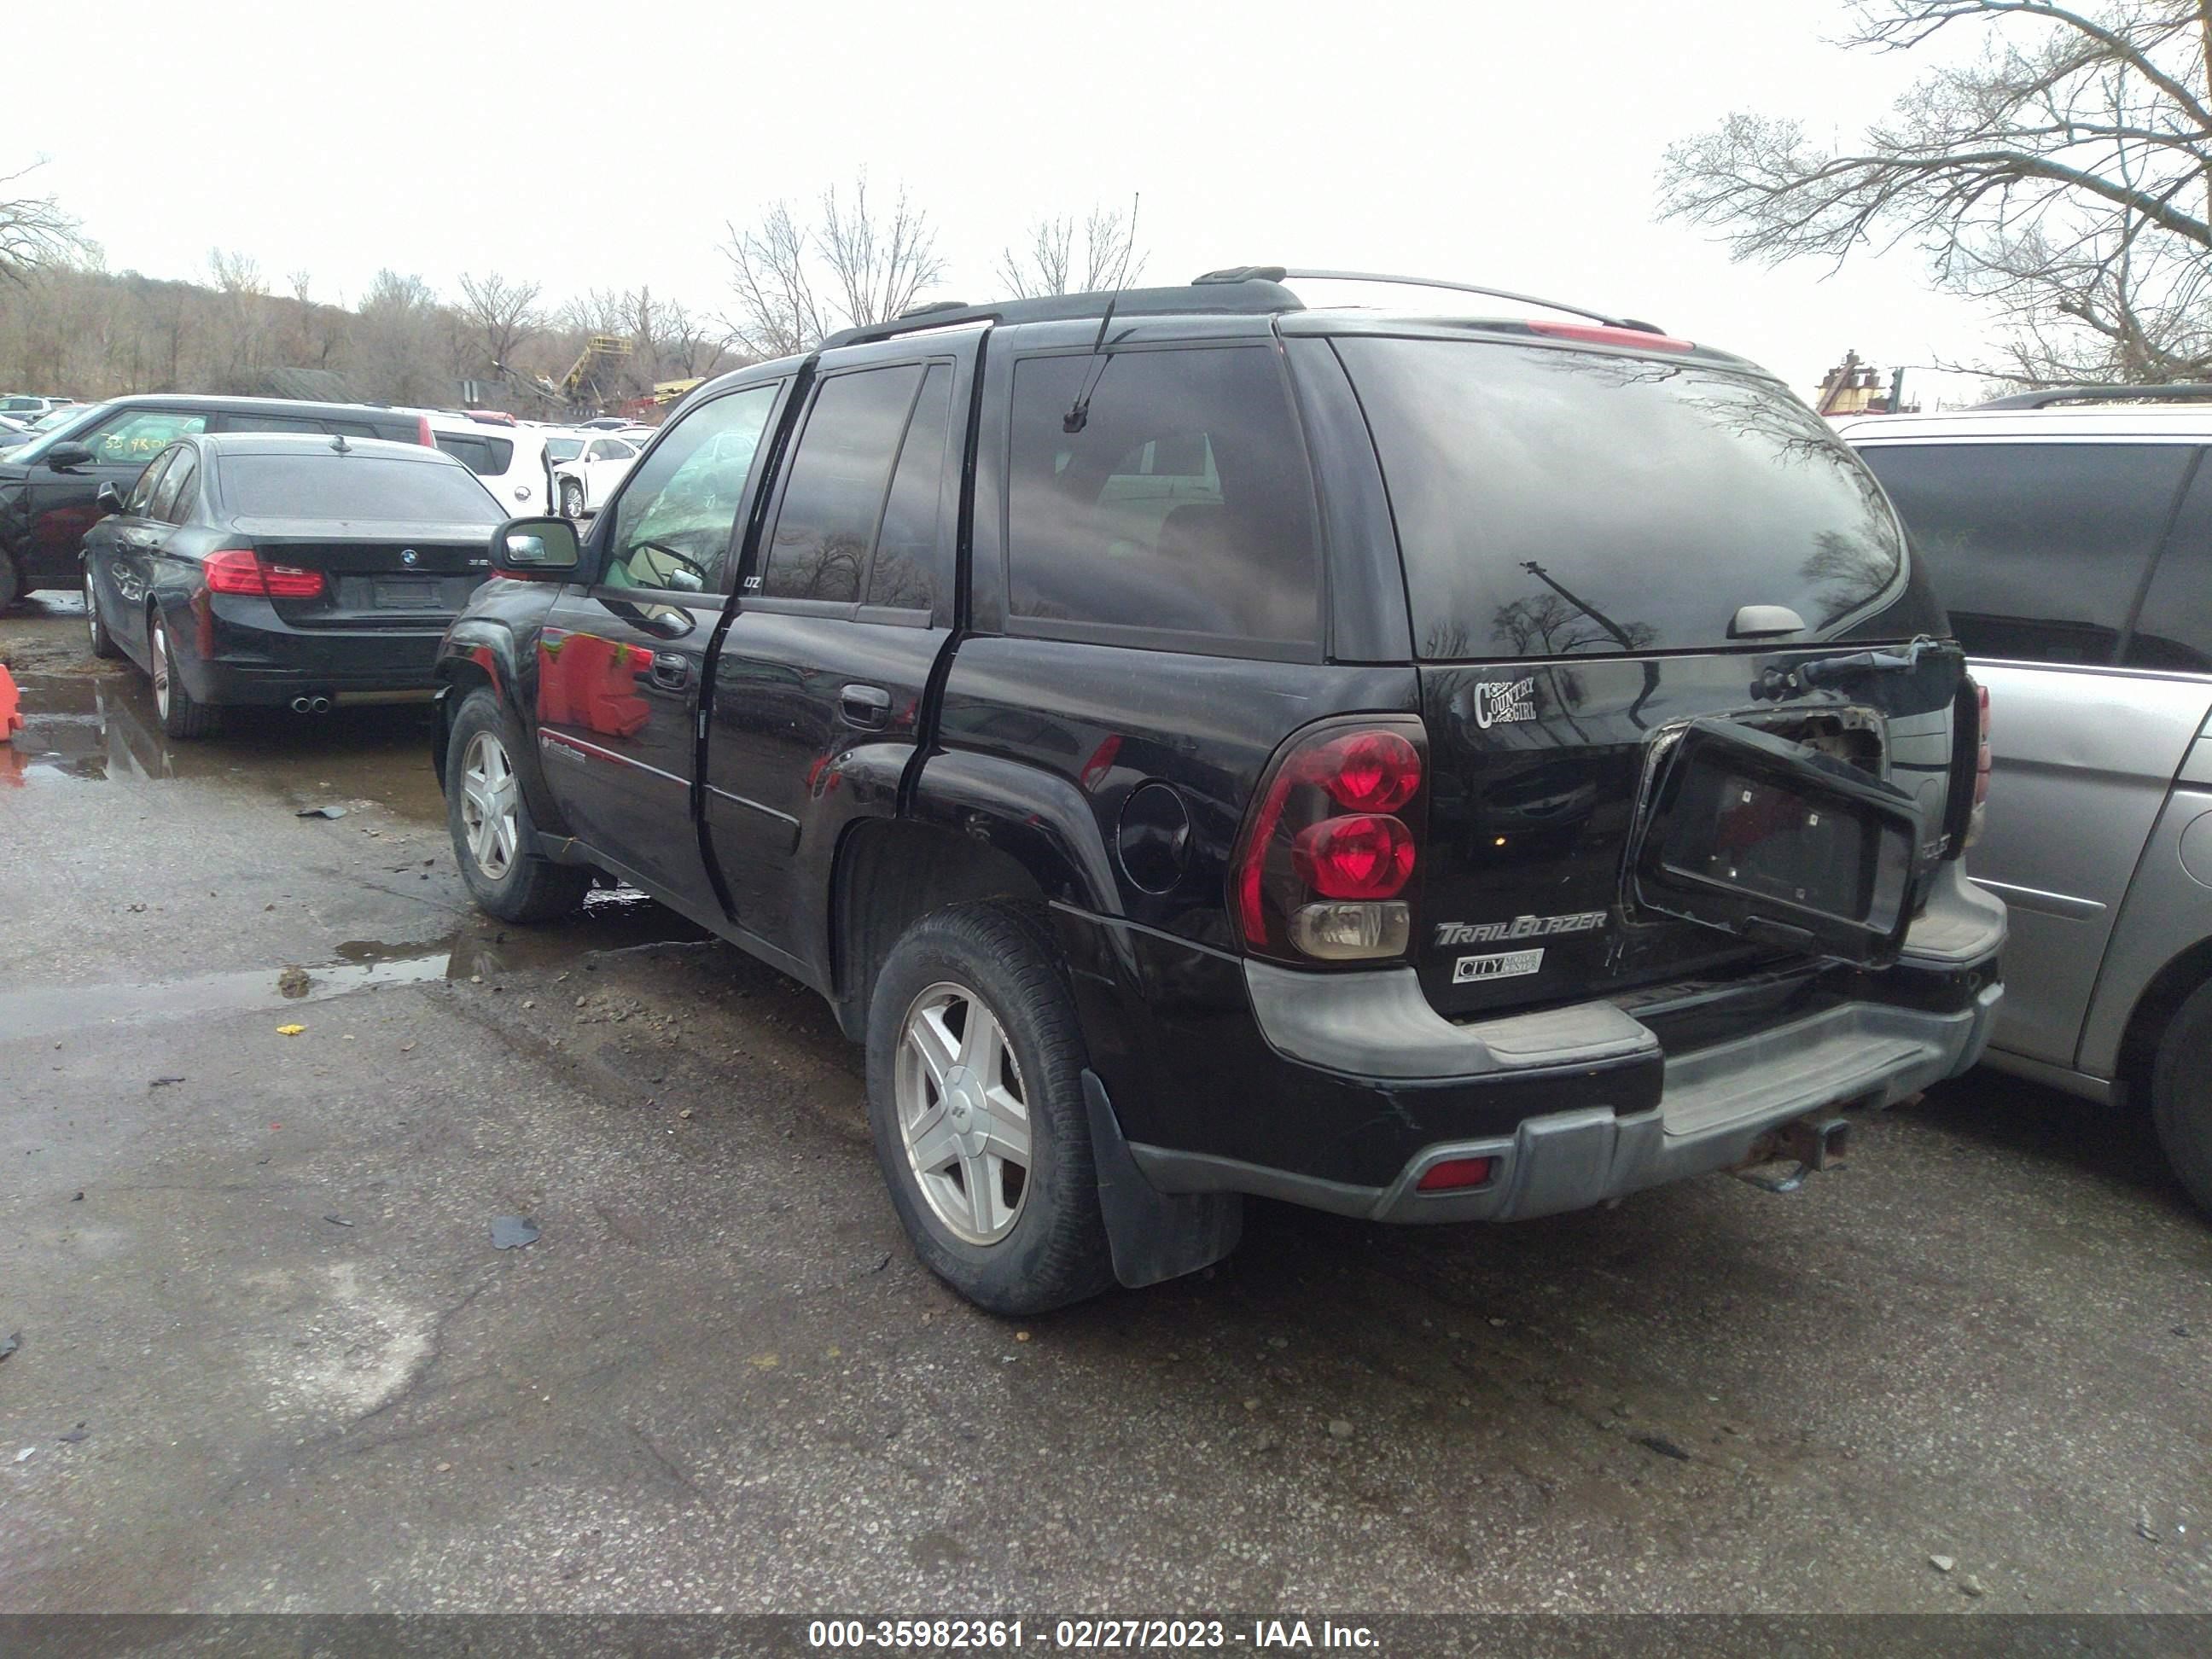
[1844,395,2212,1214]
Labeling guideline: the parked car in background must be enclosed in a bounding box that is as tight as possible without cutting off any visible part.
[426,412,554,515]
[0,416,29,452]
[1,394,69,423]
[1,394,434,608]
[542,429,640,519]
[82,432,504,737]
[1846,389,2212,1215]
[433,270,2003,1313]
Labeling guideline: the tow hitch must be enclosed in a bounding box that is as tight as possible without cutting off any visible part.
[1730,1113,1851,1194]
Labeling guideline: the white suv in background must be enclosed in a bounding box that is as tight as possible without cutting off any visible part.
[542,428,643,519]
[423,413,554,515]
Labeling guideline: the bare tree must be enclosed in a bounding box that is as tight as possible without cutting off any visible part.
[995,195,1148,297]
[1659,1,2212,383]
[352,269,445,405]
[719,173,946,357]
[1,163,92,286]
[457,271,544,372]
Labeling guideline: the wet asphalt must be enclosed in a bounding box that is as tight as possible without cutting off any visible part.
[2,591,2210,1618]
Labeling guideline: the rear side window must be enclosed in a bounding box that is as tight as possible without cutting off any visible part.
[759,364,926,603]
[435,432,516,476]
[152,451,198,523]
[218,455,503,521]
[1337,337,1929,660]
[1005,346,1318,650]
[1860,442,2195,666]
[2122,450,2212,672]
[868,364,953,611]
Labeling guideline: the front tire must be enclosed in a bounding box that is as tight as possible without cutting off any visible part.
[445,688,590,923]
[559,478,585,520]
[84,569,120,659]
[2151,981,2212,1216]
[864,903,1115,1316]
[148,610,219,738]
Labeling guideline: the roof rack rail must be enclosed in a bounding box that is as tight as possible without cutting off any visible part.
[1974,382,2212,410]
[819,277,1304,350]
[1196,265,1663,334]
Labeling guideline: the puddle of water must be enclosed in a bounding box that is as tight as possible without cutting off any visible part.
[0,888,708,1043]
[3,672,446,823]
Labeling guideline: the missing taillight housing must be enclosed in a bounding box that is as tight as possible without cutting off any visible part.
[1234,716,1428,964]
[1941,674,1991,857]
[1970,679,1991,847]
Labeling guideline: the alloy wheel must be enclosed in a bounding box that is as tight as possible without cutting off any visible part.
[458,730,522,880]
[895,980,1033,1245]
[84,573,100,653]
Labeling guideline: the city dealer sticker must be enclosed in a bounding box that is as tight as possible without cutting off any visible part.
[1453,947,1545,984]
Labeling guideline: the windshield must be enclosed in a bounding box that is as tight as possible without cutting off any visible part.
[219,454,503,521]
[1333,337,1937,659]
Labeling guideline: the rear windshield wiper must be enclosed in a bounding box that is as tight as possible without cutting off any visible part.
[1755,634,1941,700]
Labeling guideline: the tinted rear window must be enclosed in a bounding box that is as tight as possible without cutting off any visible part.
[218,455,503,521]
[1335,337,1928,659]
[435,432,517,476]
[1857,441,2195,667]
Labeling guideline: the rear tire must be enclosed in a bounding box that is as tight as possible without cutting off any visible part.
[559,478,585,520]
[84,569,120,659]
[148,610,220,739]
[2151,981,2212,1216]
[0,557,23,612]
[864,902,1115,1316]
[445,688,591,923]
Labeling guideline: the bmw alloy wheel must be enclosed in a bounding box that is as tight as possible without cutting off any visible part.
[458,730,522,880]
[895,981,1033,1244]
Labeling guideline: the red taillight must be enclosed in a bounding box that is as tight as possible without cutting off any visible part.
[416,414,434,446]
[1527,318,1694,352]
[1234,717,1427,963]
[1417,1156,1495,1193]
[261,562,324,598]
[203,549,323,599]
[204,549,267,595]
[1294,814,1416,899]
[1306,730,1420,812]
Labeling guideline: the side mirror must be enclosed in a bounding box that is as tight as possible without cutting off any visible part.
[96,481,125,515]
[492,515,581,579]
[44,441,96,472]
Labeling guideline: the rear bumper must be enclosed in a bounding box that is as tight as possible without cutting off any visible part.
[171,595,450,705]
[1104,862,2006,1223]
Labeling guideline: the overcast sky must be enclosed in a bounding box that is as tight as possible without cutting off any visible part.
[7,0,2001,405]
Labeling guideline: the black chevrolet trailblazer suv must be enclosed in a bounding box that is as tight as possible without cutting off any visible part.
[431,268,2006,1314]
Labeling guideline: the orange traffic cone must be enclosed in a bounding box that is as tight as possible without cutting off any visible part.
[0,661,21,739]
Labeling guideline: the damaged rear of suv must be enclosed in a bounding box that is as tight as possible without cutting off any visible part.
[435,266,2004,1313]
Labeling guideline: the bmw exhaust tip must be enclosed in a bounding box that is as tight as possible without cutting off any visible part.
[291,695,334,715]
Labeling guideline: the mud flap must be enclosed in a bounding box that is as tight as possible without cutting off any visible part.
[1082,1069,1243,1289]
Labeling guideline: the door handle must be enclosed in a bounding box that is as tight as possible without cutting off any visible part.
[649,652,691,690]
[840,683,893,728]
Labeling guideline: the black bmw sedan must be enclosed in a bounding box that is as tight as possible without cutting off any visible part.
[81,434,505,736]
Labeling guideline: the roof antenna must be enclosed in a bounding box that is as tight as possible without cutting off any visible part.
[1062,294,1120,434]
[330,433,351,454]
